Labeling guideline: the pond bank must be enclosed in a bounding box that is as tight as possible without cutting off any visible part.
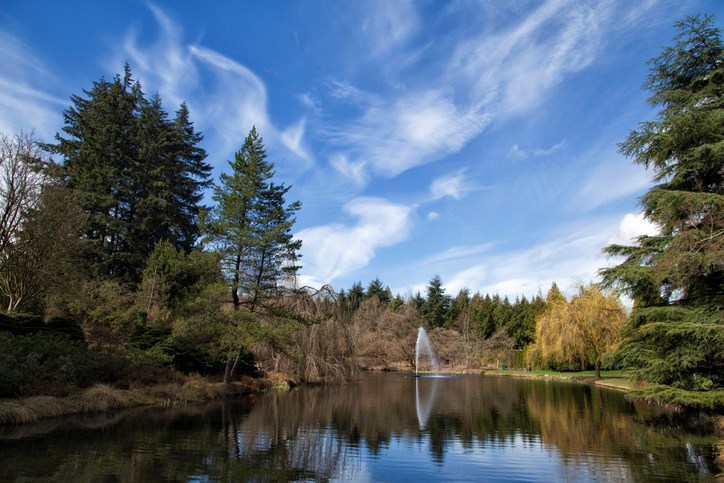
[0,373,291,425]
[484,369,638,393]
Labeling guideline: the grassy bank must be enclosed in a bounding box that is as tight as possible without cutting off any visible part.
[485,369,637,391]
[484,369,724,409]
[0,375,278,425]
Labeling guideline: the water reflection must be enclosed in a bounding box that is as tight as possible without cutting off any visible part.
[415,375,440,429]
[0,373,719,482]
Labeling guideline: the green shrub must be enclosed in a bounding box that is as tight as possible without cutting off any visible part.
[0,332,99,396]
[0,312,45,336]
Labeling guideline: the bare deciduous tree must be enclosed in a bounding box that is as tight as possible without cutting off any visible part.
[0,131,46,275]
[0,132,85,312]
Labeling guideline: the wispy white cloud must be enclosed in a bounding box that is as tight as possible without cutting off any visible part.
[114,4,312,168]
[329,154,367,186]
[430,169,474,200]
[326,79,375,105]
[328,88,489,182]
[0,31,66,138]
[399,211,658,301]
[358,0,419,58]
[323,1,653,187]
[296,197,413,286]
[449,0,619,118]
[507,141,565,161]
[572,155,651,211]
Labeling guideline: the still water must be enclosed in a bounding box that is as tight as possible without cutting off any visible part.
[0,373,719,482]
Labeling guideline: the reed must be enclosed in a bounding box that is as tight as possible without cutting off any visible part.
[0,396,73,424]
[78,384,151,413]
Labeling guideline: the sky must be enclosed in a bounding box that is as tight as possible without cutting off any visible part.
[1,0,721,301]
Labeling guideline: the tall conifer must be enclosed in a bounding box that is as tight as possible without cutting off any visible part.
[600,14,723,397]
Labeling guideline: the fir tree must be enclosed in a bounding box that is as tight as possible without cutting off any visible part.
[422,275,451,328]
[51,65,210,283]
[600,14,724,396]
[205,126,301,311]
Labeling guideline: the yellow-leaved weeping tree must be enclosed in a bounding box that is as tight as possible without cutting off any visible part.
[528,283,626,378]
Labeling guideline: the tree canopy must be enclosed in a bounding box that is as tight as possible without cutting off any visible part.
[600,14,724,394]
[50,65,211,283]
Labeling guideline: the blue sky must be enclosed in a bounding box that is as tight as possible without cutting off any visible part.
[1,1,721,300]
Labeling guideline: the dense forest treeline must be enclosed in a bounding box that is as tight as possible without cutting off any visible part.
[0,14,721,407]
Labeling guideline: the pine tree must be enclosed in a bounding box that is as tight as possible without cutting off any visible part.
[168,103,212,251]
[51,65,210,283]
[346,282,365,311]
[447,288,470,328]
[204,127,302,382]
[52,65,142,280]
[422,275,451,328]
[366,278,391,305]
[600,14,723,397]
[205,126,302,311]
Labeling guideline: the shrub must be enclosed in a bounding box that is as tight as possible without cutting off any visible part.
[0,332,99,396]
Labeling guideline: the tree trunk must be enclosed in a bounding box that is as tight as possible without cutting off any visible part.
[223,358,234,384]
[595,358,601,379]
[232,253,241,309]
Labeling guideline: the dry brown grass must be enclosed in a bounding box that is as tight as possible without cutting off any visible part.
[0,396,73,424]
[78,384,151,413]
[0,374,282,426]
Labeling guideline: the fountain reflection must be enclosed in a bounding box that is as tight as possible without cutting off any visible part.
[415,375,440,429]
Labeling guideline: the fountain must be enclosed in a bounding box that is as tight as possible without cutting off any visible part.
[415,326,439,376]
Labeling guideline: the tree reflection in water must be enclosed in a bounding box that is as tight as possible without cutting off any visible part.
[0,373,719,481]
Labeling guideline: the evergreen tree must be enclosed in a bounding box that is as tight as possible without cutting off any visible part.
[168,103,212,251]
[507,296,531,349]
[409,291,425,312]
[389,294,405,312]
[468,293,491,338]
[205,126,301,311]
[492,295,512,333]
[422,275,451,328]
[346,282,365,311]
[366,278,391,305]
[600,14,723,395]
[52,65,142,280]
[448,288,471,327]
[51,65,210,283]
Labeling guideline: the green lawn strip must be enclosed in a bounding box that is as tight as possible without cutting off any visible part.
[484,369,722,408]
[485,369,635,390]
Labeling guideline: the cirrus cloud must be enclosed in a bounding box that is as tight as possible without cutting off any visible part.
[296,197,413,286]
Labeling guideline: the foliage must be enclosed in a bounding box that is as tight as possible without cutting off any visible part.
[202,126,303,382]
[0,133,86,313]
[528,284,625,375]
[479,328,515,369]
[626,384,724,409]
[0,311,84,341]
[600,14,724,395]
[616,307,722,390]
[203,126,301,312]
[50,65,211,283]
[422,275,451,328]
[0,332,98,396]
[0,131,46,277]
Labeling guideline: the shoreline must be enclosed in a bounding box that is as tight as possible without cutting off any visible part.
[482,369,638,393]
[0,375,287,426]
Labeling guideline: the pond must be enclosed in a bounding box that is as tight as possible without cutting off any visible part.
[0,373,719,482]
